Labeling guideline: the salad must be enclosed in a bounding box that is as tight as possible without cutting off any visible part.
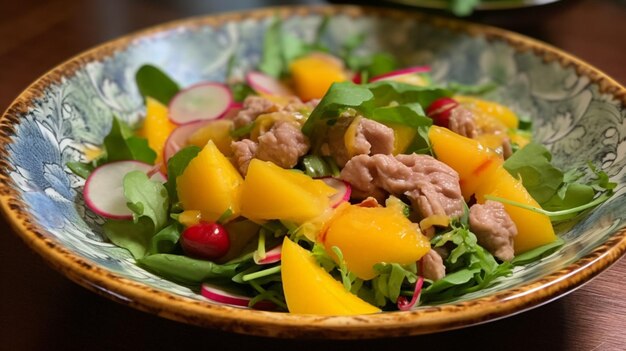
[68,17,614,315]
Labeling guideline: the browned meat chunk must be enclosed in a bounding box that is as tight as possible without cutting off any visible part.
[322,116,395,167]
[233,95,314,129]
[469,200,517,261]
[256,120,310,169]
[502,137,513,159]
[448,106,477,139]
[231,139,258,175]
[340,154,464,220]
[233,96,276,128]
[421,249,446,281]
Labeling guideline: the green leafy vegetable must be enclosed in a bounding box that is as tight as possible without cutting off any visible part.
[300,155,340,178]
[503,143,563,204]
[259,17,284,78]
[230,82,256,103]
[123,170,169,233]
[372,263,417,304]
[511,238,565,266]
[67,161,95,179]
[135,64,180,105]
[138,254,241,284]
[103,117,156,164]
[503,143,615,220]
[164,146,201,202]
[148,223,183,255]
[103,217,154,259]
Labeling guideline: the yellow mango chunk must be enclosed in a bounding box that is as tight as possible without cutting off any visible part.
[475,166,557,253]
[455,96,519,130]
[281,237,380,315]
[138,97,177,166]
[290,53,347,101]
[187,119,235,156]
[388,123,418,155]
[429,126,502,200]
[320,203,431,280]
[177,140,243,221]
[240,159,334,224]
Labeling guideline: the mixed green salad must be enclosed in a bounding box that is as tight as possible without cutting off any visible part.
[68,16,614,314]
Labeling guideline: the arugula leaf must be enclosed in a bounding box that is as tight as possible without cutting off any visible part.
[312,243,336,272]
[503,142,563,204]
[67,161,95,179]
[511,238,565,266]
[103,217,154,259]
[164,146,201,202]
[103,117,156,164]
[148,223,182,255]
[230,82,256,103]
[259,16,284,78]
[135,64,180,105]
[372,263,417,304]
[123,170,169,233]
[302,81,450,136]
[363,53,398,78]
[138,254,241,284]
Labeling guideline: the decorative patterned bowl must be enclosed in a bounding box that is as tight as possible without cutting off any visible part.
[1,5,625,339]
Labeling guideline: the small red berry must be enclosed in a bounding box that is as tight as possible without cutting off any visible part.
[181,222,230,260]
[426,97,459,128]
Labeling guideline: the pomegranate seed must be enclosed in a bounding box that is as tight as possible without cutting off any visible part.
[426,97,459,128]
[181,222,230,260]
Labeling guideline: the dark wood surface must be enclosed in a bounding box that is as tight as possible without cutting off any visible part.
[1,0,625,350]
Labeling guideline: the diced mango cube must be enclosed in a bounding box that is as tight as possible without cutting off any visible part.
[187,119,235,156]
[240,159,334,224]
[138,97,177,167]
[176,140,243,221]
[320,203,431,280]
[281,237,380,315]
[290,53,347,101]
[475,166,557,253]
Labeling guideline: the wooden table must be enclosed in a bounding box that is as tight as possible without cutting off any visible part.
[1,0,625,349]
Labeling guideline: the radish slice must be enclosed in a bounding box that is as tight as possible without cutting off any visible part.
[162,120,210,163]
[254,244,282,265]
[246,71,292,96]
[369,66,431,82]
[320,177,352,208]
[84,160,166,219]
[168,82,232,125]
[201,283,275,310]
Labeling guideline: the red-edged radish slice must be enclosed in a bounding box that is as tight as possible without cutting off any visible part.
[168,82,232,125]
[201,283,275,310]
[84,160,166,219]
[320,177,352,208]
[253,244,282,265]
[162,120,210,163]
[369,66,431,82]
[246,71,292,96]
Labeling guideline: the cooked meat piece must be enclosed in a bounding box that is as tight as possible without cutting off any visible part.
[396,154,465,219]
[231,139,258,175]
[448,106,477,139]
[323,116,395,167]
[233,95,315,129]
[352,118,395,156]
[340,154,465,219]
[421,249,446,281]
[469,200,518,261]
[256,120,310,169]
[233,96,276,128]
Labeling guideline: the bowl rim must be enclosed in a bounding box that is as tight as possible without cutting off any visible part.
[1,4,626,339]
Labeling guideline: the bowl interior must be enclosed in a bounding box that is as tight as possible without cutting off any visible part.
[1,6,625,337]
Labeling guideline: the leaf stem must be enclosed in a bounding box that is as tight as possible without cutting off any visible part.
[484,193,612,218]
[242,265,281,282]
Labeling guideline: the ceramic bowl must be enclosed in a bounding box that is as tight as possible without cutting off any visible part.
[1,5,625,339]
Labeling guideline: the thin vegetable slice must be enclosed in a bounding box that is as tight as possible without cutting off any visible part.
[168,82,233,125]
[319,177,352,208]
[369,65,431,82]
[246,71,292,96]
[162,120,210,163]
[201,283,275,309]
[84,161,166,219]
